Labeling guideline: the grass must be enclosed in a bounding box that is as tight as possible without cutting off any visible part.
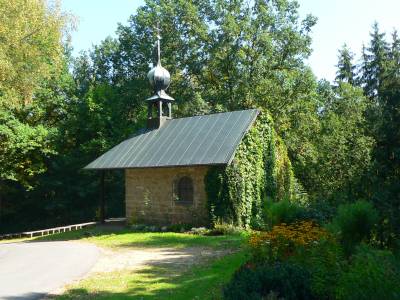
[0,237,32,244]
[33,226,246,250]
[56,250,247,300]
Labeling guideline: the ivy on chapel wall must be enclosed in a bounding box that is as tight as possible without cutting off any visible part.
[205,110,294,228]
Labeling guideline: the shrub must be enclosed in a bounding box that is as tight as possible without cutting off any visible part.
[187,227,209,235]
[336,245,400,300]
[266,199,308,226]
[208,222,244,236]
[332,200,379,255]
[292,237,344,299]
[248,221,329,263]
[265,199,335,228]
[306,200,337,224]
[223,261,315,300]
[167,223,193,232]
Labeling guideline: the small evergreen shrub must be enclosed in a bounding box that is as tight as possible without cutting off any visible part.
[223,261,315,300]
[336,245,400,300]
[266,199,308,226]
[332,200,379,255]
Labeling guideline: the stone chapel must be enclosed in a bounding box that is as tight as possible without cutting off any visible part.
[85,33,259,226]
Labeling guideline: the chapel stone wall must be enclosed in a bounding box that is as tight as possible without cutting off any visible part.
[125,166,209,226]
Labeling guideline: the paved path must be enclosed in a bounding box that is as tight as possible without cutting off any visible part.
[0,241,100,300]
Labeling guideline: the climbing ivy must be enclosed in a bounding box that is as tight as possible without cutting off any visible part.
[205,110,294,228]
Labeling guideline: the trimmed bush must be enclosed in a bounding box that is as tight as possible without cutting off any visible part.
[332,200,379,255]
[223,261,315,300]
[336,245,400,300]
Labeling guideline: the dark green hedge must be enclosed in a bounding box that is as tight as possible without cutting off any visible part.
[205,110,294,228]
[223,261,315,300]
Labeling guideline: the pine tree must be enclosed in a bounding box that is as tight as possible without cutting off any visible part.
[358,26,400,242]
[335,44,356,85]
[357,43,369,86]
[360,22,389,98]
[372,74,400,243]
[387,30,400,77]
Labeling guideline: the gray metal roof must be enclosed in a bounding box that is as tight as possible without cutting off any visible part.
[84,109,259,170]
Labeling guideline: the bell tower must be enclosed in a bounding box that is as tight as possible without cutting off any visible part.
[146,25,174,129]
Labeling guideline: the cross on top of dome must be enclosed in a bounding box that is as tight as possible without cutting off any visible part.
[146,23,173,101]
[146,23,174,129]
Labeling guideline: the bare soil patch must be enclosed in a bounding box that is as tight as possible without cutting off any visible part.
[90,246,233,273]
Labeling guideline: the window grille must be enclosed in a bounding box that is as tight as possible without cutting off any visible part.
[176,176,193,204]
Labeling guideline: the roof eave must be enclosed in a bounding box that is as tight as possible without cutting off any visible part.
[83,162,228,171]
[225,109,260,165]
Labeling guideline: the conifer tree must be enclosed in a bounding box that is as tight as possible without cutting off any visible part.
[388,30,400,76]
[371,74,400,243]
[335,44,356,85]
[356,25,400,242]
[357,43,369,86]
[360,22,389,98]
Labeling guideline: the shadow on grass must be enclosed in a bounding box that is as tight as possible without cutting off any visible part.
[54,251,247,300]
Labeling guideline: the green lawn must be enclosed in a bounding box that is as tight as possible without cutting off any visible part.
[0,236,31,244]
[57,250,246,300]
[35,226,245,250]
[30,227,248,299]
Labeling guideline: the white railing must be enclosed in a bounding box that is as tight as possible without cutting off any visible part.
[0,218,126,240]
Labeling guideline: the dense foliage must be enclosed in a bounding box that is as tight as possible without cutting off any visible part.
[225,203,400,300]
[205,111,294,228]
[224,261,314,300]
[336,245,400,300]
[332,201,379,256]
[0,0,66,106]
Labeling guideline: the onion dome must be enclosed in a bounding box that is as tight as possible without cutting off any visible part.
[147,61,171,91]
[146,26,174,102]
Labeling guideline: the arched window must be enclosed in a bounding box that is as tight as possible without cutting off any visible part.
[176,176,194,204]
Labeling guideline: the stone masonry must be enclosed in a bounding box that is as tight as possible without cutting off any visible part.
[125,166,209,226]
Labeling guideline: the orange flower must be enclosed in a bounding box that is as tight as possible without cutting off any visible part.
[248,221,329,262]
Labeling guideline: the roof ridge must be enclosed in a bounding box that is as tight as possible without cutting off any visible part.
[169,108,258,122]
